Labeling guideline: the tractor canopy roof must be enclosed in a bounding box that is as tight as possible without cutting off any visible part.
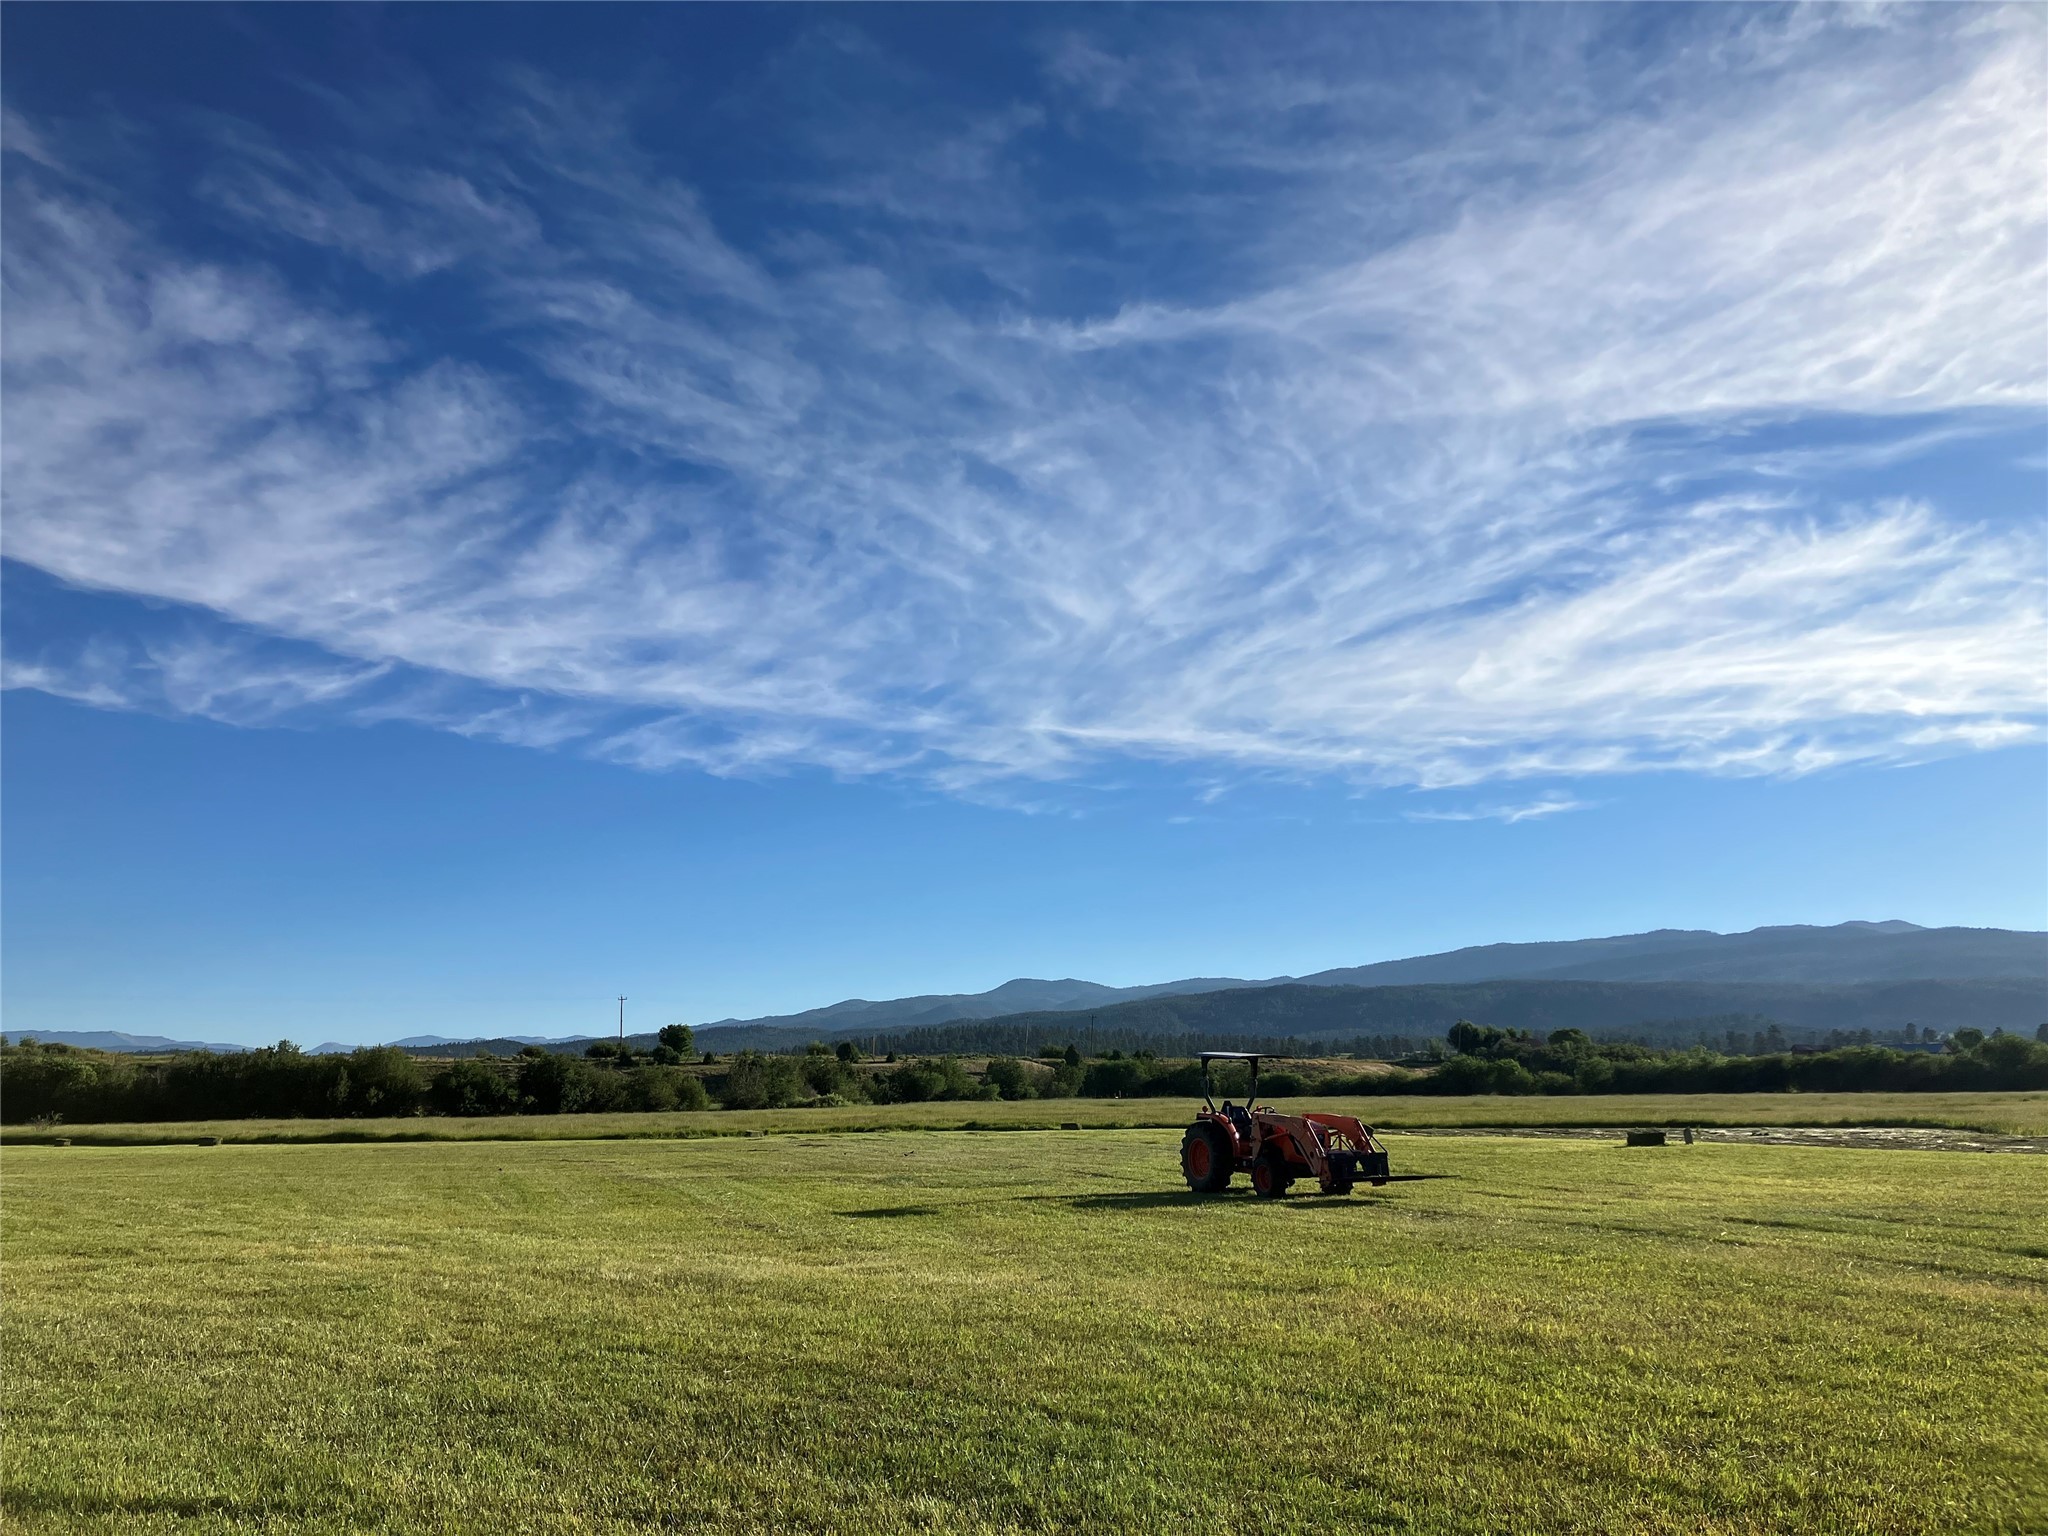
[1197,1051,1265,1065]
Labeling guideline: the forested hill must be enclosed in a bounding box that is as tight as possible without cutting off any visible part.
[684,921,2042,1046]
[22,921,2040,1058]
[707,977,2045,1057]
[1292,922,2045,988]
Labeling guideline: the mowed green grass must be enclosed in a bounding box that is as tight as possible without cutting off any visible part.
[8,1088,2046,1145]
[5,1132,2044,1535]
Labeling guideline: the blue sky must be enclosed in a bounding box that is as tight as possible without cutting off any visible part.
[4,5,2044,1046]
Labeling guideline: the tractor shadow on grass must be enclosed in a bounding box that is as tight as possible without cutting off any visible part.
[1017,1175,1457,1212]
[838,1175,1456,1219]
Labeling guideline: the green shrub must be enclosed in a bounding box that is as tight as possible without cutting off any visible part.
[430,1058,517,1116]
[0,1042,139,1123]
[984,1058,1037,1100]
[615,1067,673,1112]
[799,1052,870,1100]
[880,1056,980,1103]
[719,1052,805,1110]
[334,1047,429,1116]
[1042,1063,1083,1098]
[672,1071,712,1111]
[517,1052,618,1114]
[612,1065,711,1112]
[1430,1055,1538,1095]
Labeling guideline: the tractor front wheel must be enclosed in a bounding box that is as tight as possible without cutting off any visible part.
[1251,1150,1294,1199]
[1181,1121,1235,1193]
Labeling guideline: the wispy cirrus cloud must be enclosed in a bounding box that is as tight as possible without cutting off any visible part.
[1404,794,1592,826]
[3,7,2043,799]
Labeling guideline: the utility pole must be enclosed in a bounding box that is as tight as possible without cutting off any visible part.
[618,995,627,1045]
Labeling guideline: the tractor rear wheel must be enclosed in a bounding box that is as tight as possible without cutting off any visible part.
[1181,1121,1234,1193]
[1251,1149,1294,1199]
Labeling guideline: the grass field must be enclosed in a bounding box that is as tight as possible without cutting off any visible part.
[5,1130,2045,1534]
[6,1088,2046,1145]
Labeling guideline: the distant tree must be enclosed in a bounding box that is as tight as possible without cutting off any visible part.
[1062,1043,1082,1068]
[881,1055,982,1103]
[1432,1054,1538,1095]
[0,1040,135,1123]
[2036,1022,2048,1043]
[1081,1058,1145,1098]
[1043,1062,1083,1098]
[1951,1028,1986,1052]
[719,1051,804,1110]
[984,1057,1036,1101]
[658,1024,694,1056]
[519,1052,609,1114]
[430,1058,516,1117]
[835,1040,860,1064]
[1546,1028,1588,1051]
[800,1051,853,1096]
[335,1047,429,1116]
[1447,1021,1485,1055]
[672,1071,712,1111]
[616,1067,676,1112]
[615,1065,710,1113]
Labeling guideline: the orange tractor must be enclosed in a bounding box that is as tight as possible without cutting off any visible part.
[1180,1051,1390,1197]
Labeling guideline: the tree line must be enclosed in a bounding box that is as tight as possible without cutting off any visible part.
[4,1024,2043,1124]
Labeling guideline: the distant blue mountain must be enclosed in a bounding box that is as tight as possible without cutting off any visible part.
[686,921,2043,1051]
[4,1029,247,1054]
[1292,920,2044,988]
[15,921,2039,1056]
[380,1040,577,1056]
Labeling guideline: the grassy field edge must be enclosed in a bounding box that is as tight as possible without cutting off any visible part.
[6,1088,2045,1145]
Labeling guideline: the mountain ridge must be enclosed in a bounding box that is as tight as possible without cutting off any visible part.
[14,921,2040,1055]
[696,921,2041,1041]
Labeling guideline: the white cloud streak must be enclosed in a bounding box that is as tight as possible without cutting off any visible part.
[4,7,2044,796]
[1405,794,1591,826]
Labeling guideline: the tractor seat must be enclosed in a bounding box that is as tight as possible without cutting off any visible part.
[1222,1102,1254,1139]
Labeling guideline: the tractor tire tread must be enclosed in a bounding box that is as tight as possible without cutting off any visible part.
[1181,1121,1235,1194]
[1252,1148,1294,1199]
